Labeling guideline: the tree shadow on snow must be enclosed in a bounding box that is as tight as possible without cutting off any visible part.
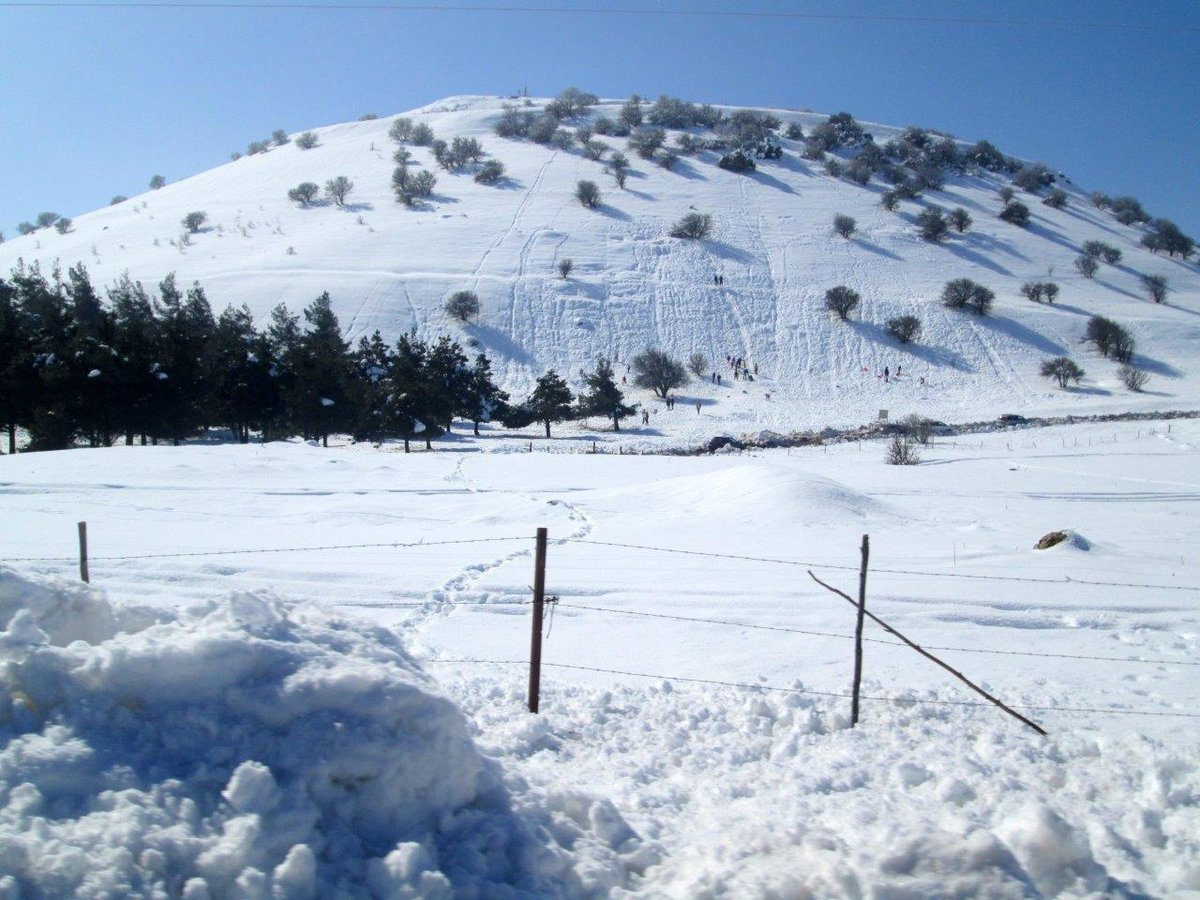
[469,324,532,365]
[745,169,796,195]
[1132,353,1181,378]
[666,159,706,181]
[705,240,755,264]
[940,239,1014,277]
[980,315,1067,355]
[851,239,901,261]
[342,202,375,213]
[597,205,633,221]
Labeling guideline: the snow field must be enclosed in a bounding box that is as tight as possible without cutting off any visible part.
[2,419,1199,894]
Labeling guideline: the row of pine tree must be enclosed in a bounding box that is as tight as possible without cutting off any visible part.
[0,262,637,454]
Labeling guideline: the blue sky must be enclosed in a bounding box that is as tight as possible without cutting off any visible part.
[2,0,1197,241]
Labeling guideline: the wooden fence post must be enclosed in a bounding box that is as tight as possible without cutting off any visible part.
[851,534,869,725]
[527,527,548,713]
[78,521,89,583]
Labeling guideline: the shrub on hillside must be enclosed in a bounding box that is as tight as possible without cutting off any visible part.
[444,290,480,322]
[718,149,756,173]
[527,116,558,145]
[295,132,319,150]
[949,207,972,233]
[474,159,505,184]
[1041,356,1084,388]
[575,180,601,208]
[631,349,688,398]
[272,129,289,146]
[1043,188,1068,209]
[824,285,860,321]
[545,86,597,120]
[389,118,413,142]
[687,352,707,377]
[999,201,1031,227]
[1090,191,1111,209]
[1013,163,1054,193]
[1119,364,1149,392]
[409,123,435,146]
[557,258,573,279]
[1075,254,1099,279]
[628,127,666,159]
[182,211,208,233]
[998,186,1014,204]
[784,122,804,140]
[324,176,354,207]
[149,174,166,189]
[886,315,921,344]
[880,191,899,212]
[669,212,712,240]
[833,214,856,239]
[54,218,72,235]
[1141,219,1195,258]
[1140,273,1168,303]
[1110,195,1149,225]
[1085,316,1134,362]
[916,207,949,242]
[110,196,128,205]
[942,278,994,315]
[583,139,609,161]
[288,183,320,205]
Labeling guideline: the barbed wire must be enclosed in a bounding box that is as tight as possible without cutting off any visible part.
[0,535,528,564]
[557,601,1200,667]
[425,658,1200,720]
[563,539,1200,592]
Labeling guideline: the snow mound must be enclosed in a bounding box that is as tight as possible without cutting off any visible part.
[0,569,638,897]
[603,464,886,526]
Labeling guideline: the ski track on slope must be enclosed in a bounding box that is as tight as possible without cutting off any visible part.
[471,152,555,281]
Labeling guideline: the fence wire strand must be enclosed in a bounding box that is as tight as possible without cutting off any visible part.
[425,658,1200,720]
[557,601,1200,667]
[1,535,529,564]
[563,539,1200,592]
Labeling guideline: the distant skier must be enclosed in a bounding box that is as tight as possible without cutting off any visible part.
[884,366,890,383]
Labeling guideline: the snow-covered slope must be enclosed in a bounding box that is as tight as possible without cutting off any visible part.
[3,94,1198,431]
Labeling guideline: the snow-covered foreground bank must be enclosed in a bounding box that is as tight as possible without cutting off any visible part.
[1,420,1199,896]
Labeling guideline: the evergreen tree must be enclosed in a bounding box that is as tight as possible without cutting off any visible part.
[108,273,162,445]
[527,369,574,437]
[211,305,278,443]
[350,330,397,443]
[267,303,303,439]
[577,356,636,431]
[0,278,36,453]
[11,262,77,450]
[292,292,352,447]
[424,335,471,434]
[459,352,509,436]
[154,274,214,445]
[390,330,437,452]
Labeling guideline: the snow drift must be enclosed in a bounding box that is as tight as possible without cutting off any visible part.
[0,569,641,897]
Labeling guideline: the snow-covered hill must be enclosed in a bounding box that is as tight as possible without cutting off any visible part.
[3,94,1198,435]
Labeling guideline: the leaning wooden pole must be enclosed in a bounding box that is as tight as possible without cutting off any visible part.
[809,569,1047,736]
[527,527,549,714]
[77,521,89,584]
[851,535,869,726]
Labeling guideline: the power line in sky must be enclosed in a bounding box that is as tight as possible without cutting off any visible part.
[1,2,1194,34]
